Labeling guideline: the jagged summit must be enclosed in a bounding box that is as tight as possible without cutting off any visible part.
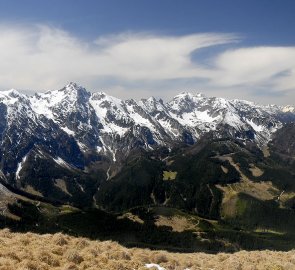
[1,83,293,109]
[173,91,205,99]
[62,82,90,97]
[282,105,295,113]
[0,89,26,103]
[66,81,83,89]
[0,88,22,96]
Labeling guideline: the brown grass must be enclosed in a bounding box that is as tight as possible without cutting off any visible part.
[163,171,177,181]
[54,180,72,196]
[0,229,294,270]
[220,165,229,174]
[24,185,43,197]
[249,164,264,177]
[215,155,279,218]
[262,146,271,158]
[117,212,144,224]
[154,215,197,232]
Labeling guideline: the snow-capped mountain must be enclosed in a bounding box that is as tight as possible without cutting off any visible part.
[0,87,85,178]
[28,83,292,159]
[0,82,294,181]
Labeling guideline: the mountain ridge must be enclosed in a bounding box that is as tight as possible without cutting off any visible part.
[2,83,292,144]
[0,82,294,168]
[3,82,294,113]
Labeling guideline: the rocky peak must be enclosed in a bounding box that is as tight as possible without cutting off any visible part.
[282,105,295,113]
[61,82,91,102]
[0,89,28,104]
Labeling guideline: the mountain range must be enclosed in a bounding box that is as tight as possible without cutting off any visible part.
[1,82,294,168]
[0,82,295,252]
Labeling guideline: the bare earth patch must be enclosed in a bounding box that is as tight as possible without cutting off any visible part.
[0,229,294,270]
[54,179,72,196]
[221,165,229,174]
[249,163,264,177]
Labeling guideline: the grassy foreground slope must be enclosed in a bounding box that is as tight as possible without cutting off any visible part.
[0,229,295,270]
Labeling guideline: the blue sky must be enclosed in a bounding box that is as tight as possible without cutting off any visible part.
[0,0,294,104]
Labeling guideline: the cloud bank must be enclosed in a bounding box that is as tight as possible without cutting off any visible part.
[0,24,294,104]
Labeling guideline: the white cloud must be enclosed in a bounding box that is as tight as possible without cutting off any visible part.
[0,25,234,89]
[0,24,294,104]
[211,47,295,90]
[92,32,237,80]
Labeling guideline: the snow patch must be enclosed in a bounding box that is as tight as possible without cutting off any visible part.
[158,119,180,137]
[144,265,190,270]
[15,155,28,180]
[90,93,129,136]
[126,103,154,130]
[61,126,75,135]
[77,142,88,152]
[53,157,73,170]
[77,183,85,192]
[246,119,264,132]
[106,166,111,181]
[145,264,166,270]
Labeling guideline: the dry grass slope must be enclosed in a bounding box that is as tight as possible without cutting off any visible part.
[0,229,295,270]
[154,215,197,233]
